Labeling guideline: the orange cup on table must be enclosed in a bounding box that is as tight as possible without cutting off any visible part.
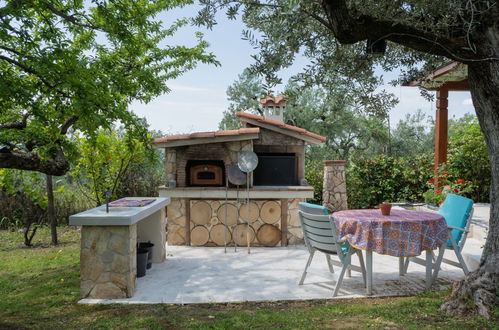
[380,202,392,216]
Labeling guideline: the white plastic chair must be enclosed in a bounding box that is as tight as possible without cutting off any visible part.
[298,202,366,297]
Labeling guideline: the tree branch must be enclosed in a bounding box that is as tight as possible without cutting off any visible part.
[0,147,69,176]
[0,112,29,130]
[237,0,332,30]
[43,2,104,32]
[0,54,54,88]
[0,45,36,62]
[320,0,493,62]
[59,116,78,134]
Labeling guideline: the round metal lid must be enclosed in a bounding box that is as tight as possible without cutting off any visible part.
[238,151,258,173]
[227,164,247,185]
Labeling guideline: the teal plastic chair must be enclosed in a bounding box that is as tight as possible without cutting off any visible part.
[433,194,474,276]
[298,202,366,297]
[404,194,474,282]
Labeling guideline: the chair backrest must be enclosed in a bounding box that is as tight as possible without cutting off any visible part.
[298,202,345,256]
[439,194,474,248]
[299,202,330,215]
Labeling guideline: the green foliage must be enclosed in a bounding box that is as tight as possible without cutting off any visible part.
[447,116,490,202]
[71,128,156,205]
[390,110,434,157]
[0,0,219,175]
[347,154,434,209]
[0,169,47,230]
[304,159,324,204]
[116,146,165,199]
[219,69,266,130]
[0,169,47,209]
[220,73,393,161]
[284,81,392,160]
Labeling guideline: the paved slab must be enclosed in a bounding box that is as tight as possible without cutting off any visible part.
[79,239,483,304]
[470,203,490,243]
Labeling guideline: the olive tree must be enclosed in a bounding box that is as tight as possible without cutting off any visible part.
[197,0,498,318]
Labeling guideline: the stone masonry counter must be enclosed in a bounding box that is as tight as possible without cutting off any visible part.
[70,197,170,299]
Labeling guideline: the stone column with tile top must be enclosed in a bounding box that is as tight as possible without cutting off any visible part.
[323,160,348,212]
[80,225,137,299]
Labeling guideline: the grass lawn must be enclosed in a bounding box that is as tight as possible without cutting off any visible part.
[0,227,497,329]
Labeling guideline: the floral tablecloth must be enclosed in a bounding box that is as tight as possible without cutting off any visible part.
[332,209,448,257]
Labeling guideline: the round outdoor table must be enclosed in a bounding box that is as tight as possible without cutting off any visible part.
[332,209,448,295]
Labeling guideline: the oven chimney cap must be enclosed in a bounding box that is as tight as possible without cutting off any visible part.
[259,94,287,122]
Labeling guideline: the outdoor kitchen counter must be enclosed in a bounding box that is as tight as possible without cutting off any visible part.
[69,197,170,300]
[158,186,314,199]
[69,197,170,226]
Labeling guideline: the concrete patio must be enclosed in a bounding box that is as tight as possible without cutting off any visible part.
[79,239,483,305]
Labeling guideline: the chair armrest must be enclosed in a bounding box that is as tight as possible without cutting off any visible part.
[447,225,468,232]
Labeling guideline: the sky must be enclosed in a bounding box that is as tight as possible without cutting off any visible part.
[130,4,475,135]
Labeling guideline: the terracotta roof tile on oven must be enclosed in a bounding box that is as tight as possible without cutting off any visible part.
[189,131,215,139]
[154,134,189,143]
[259,95,287,105]
[236,112,326,144]
[153,127,260,147]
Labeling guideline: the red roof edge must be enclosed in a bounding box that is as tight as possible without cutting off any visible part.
[153,127,260,144]
[403,61,462,87]
[236,112,326,143]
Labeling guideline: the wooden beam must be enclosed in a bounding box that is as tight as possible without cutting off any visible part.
[434,89,449,174]
[425,79,469,91]
[280,199,288,246]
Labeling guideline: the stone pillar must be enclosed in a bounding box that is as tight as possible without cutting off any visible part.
[323,160,348,212]
[287,198,305,245]
[80,225,137,299]
[165,148,176,186]
[166,198,187,245]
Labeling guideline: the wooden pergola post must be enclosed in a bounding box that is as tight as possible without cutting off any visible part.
[434,88,449,170]
[403,62,470,187]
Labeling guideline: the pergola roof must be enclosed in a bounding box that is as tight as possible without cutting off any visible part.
[404,62,469,91]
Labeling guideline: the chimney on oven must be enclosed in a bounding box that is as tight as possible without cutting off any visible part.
[260,94,287,122]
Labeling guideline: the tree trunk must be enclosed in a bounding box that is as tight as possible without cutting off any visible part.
[440,59,499,318]
[46,175,58,246]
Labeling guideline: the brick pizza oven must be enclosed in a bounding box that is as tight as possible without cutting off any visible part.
[154,96,326,247]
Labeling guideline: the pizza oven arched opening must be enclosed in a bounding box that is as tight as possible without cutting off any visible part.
[186,160,225,187]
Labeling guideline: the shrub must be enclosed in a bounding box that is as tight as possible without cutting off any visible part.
[423,167,474,205]
[447,116,490,202]
[305,159,324,204]
[347,154,434,209]
[0,169,47,231]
